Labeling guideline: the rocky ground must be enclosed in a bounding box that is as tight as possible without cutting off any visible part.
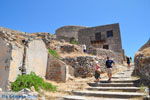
[133,39,150,85]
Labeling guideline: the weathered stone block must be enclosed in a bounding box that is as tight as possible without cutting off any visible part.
[0,37,24,91]
[0,38,12,91]
[8,43,24,82]
[25,40,48,78]
[46,55,69,82]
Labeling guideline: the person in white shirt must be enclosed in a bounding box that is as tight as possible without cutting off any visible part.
[82,44,86,53]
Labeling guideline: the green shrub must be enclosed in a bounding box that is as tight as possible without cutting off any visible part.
[48,49,60,58]
[11,72,57,92]
[140,84,147,92]
[70,40,79,45]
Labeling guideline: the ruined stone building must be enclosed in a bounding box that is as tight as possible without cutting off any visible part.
[0,23,125,91]
[56,26,87,42]
[56,23,125,61]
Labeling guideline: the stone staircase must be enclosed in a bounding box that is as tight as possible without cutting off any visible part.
[61,67,147,100]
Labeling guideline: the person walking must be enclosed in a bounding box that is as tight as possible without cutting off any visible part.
[126,57,131,70]
[94,61,101,82]
[82,44,86,53]
[105,57,115,82]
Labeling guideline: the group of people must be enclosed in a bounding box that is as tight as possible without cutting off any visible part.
[94,57,115,82]
[93,56,132,82]
[82,44,132,82]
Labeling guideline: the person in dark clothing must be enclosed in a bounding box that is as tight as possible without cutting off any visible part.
[130,57,132,61]
[126,57,131,70]
[105,57,115,82]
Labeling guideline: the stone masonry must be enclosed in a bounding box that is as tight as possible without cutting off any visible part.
[62,56,106,78]
[46,55,69,82]
[55,26,87,42]
[55,23,125,62]
[0,28,48,91]
[78,23,124,60]
[88,48,124,64]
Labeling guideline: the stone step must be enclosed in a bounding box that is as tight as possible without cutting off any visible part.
[62,95,128,100]
[117,72,125,74]
[99,79,136,83]
[87,87,140,92]
[72,90,145,98]
[88,82,135,87]
[112,76,131,79]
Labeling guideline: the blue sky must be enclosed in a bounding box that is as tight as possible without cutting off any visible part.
[0,0,150,58]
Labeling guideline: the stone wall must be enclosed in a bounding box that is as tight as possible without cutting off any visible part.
[46,55,69,82]
[0,29,48,91]
[0,37,12,91]
[8,43,24,82]
[55,26,87,42]
[78,23,123,54]
[133,39,150,85]
[62,56,106,78]
[60,44,83,53]
[55,23,124,62]
[88,48,123,64]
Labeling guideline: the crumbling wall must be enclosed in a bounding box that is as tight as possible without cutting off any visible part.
[46,55,69,82]
[0,38,12,91]
[88,48,123,64]
[78,23,123,53]
[62,56,107,78]
[0,28,49,91]
[8,44,24,82]
[55,26,87,42]
[78,23,124,62]
[25,40,48,78]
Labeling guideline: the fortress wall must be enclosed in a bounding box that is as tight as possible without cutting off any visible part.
[78,23,123,52]
[78,23,124,61]
[55,26,87,42]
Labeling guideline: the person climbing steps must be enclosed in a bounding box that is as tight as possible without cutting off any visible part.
[105,57,115,82]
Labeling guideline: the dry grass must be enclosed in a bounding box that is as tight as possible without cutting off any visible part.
[42,77,93,99]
